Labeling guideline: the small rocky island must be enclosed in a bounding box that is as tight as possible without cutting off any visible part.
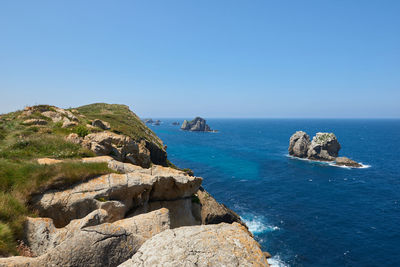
[289,131,362,168]
[181,117,216,132]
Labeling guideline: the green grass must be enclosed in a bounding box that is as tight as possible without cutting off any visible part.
[76,103,164,148]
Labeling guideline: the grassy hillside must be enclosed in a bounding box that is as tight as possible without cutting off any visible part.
[76,103,164,148]
[0,103,165,256]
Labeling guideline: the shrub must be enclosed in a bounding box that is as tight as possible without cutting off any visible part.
[75,125,89,137]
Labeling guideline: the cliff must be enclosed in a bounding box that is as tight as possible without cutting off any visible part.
[0,104,269,266]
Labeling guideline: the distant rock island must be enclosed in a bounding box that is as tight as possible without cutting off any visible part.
[181,117,216,132]
[289,131,362,168]
[172,121,180,126]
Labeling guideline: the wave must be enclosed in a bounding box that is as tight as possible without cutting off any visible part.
[268,255,290,267]
[286,154,371,169]
[240,213,279,234]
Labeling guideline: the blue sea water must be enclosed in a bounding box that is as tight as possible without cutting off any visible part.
[149,119,400,267]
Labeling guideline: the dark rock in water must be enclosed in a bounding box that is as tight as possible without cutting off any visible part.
[172,122,180,126]
[307,132,341,161]
[143,118,153,124]
[335,157,362,168]
[181,117,214,132]
[288,131,310,158]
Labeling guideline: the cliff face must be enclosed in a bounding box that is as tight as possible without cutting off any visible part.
[0,104,269,266]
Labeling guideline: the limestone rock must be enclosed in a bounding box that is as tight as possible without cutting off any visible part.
[92,119,111,130]
[118,223,269,267]
[196,187,245,226]
[22,119,47,125]
[307,132,341,161]
[25,208,170,257]
[82,131,151,168]
[181,117,213,132]
[335,157,362,168]
[37,158,62,165]
[288,131,310,158]
[66,133,82,144]
[41,111,63,122]
[30,170,202,227]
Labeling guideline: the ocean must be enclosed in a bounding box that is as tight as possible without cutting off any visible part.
[149,119,400,267]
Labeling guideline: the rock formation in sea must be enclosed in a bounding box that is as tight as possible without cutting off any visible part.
[0,104,269,266]
[289,131,362,167]
[181,117,215,132]
[172,121,180,126]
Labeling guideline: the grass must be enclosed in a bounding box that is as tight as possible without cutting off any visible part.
[76,103,164,148]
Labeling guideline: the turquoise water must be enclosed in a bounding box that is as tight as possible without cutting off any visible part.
[149,119,400,267]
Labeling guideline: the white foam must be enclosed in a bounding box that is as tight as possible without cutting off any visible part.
[287,154,371,169]
[240,214,279,234]
[268,255,290,267]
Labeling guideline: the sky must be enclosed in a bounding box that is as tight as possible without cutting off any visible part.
[0,1,399,118]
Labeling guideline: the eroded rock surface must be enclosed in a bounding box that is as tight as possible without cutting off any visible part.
[181,117,213,132]
[335,157,362,168]
[82,131,151,168]
[288,131,310,158]
[118,223,269,267]
[307,132,341,161]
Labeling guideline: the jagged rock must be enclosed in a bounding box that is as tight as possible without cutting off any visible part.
[131,198,201,228]
[181,117,213,132]
[335,157,362,168]
[22,119,48,125]
[24,208,170,257]
[196,187,245,226]
[92,119,111,130]
[288,131,310,158]
[82,131,151,168]
[118,223,269,267]
[30,170,202,227]
[307,132,341,161]
[66,133,82,144]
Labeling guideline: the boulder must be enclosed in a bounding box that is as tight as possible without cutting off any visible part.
[288,131,310,158]
[22,119,48,125]
[181,117,213,132]
[0,223,143,267]
[307,132,341,161]
[24,208,170,257]
[118,223,269,267]
[66,133,82,144]
[82,131,151,168]
[37,158,62,165]
[335,157,362,168]
[92,119,111,130]
[41,111,63,123]
[196,187,245,226]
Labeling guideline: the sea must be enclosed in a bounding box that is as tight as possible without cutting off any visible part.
[148,119,400,267]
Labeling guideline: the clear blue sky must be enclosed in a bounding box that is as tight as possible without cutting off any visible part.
[1,1,399,118]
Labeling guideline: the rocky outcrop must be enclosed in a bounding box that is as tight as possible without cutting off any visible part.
[22,119,48,125]
[289,131,362,167]
[92,119,110,130]
[288,131,310,158]
[181,117,214,132]
[335,157,362,168]
[118,223,269,267]
[307,132,341,161]
[196,187,245,226]
[82,132,151,168]
[24,208,170,257]
[30,163,202,227]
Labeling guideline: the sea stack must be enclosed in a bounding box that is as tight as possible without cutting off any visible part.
[289,131,362,167]
[181,117,215,132]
